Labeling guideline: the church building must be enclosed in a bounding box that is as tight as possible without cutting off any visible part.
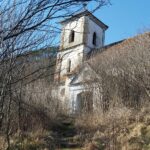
[54,10,108,113]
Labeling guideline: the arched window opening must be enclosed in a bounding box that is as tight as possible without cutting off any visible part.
[67,59,71,73]
[69,30,75,43]
[93,32,97,46]
[76,91,93,113]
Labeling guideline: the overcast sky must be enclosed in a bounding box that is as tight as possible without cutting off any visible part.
[90,0,150,45]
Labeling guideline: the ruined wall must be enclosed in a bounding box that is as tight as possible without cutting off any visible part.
[84,16,104,49]
[60,17,85,50]
[58,45,84,78]
[54,13,106,113]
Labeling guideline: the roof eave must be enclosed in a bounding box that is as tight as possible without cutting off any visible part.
[60,10,108,30]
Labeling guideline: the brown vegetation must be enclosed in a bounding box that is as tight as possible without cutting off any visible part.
[88,32,150,111]
[73,32,150,150]
[0,0,149,149]
[0,0,110,149]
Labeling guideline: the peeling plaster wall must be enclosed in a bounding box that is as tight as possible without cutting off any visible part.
[60,17,85,50]
[58,45,84,77]
[69,83,103,114]
[54,13,106,113]
[57,15,105,80]
[85,16,104,49]
[69,84,85,113]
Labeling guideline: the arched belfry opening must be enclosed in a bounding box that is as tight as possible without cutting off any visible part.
[69,30,75,43]
[67,59,71,73]
[93,32,97,46]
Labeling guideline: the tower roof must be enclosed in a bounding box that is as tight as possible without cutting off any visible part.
[60,10,108,30]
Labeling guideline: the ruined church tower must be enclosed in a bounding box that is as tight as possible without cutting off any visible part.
[55,10,108,82]
[54,10,108,112]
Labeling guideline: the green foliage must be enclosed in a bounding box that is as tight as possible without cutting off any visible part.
[9,138,44,150]
[142,126,150,149]
[143,144,150,150]
[127,124,150,150]
[96,141,105,150]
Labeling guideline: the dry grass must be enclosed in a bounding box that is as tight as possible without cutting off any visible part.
[75,106,132,131]
[75,105,150,150]
[0,128,56,150]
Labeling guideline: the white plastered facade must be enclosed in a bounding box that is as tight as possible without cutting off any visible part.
[54,11,108,113]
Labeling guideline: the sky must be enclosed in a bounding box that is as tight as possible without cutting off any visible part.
[90,0,150,45]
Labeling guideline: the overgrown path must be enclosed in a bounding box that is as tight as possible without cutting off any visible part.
[52,115,83,150]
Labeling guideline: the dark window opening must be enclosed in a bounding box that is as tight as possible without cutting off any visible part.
[93,32,97,46]
[76,91,93,113]
[67,59,71,73]
[69,30,75,43]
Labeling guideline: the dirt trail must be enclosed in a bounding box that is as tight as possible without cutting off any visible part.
[52,116,83,150]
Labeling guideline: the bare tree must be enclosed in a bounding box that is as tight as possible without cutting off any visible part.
[0,0,110,148]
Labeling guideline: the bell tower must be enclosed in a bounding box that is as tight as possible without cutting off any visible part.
[55,10,108,82]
